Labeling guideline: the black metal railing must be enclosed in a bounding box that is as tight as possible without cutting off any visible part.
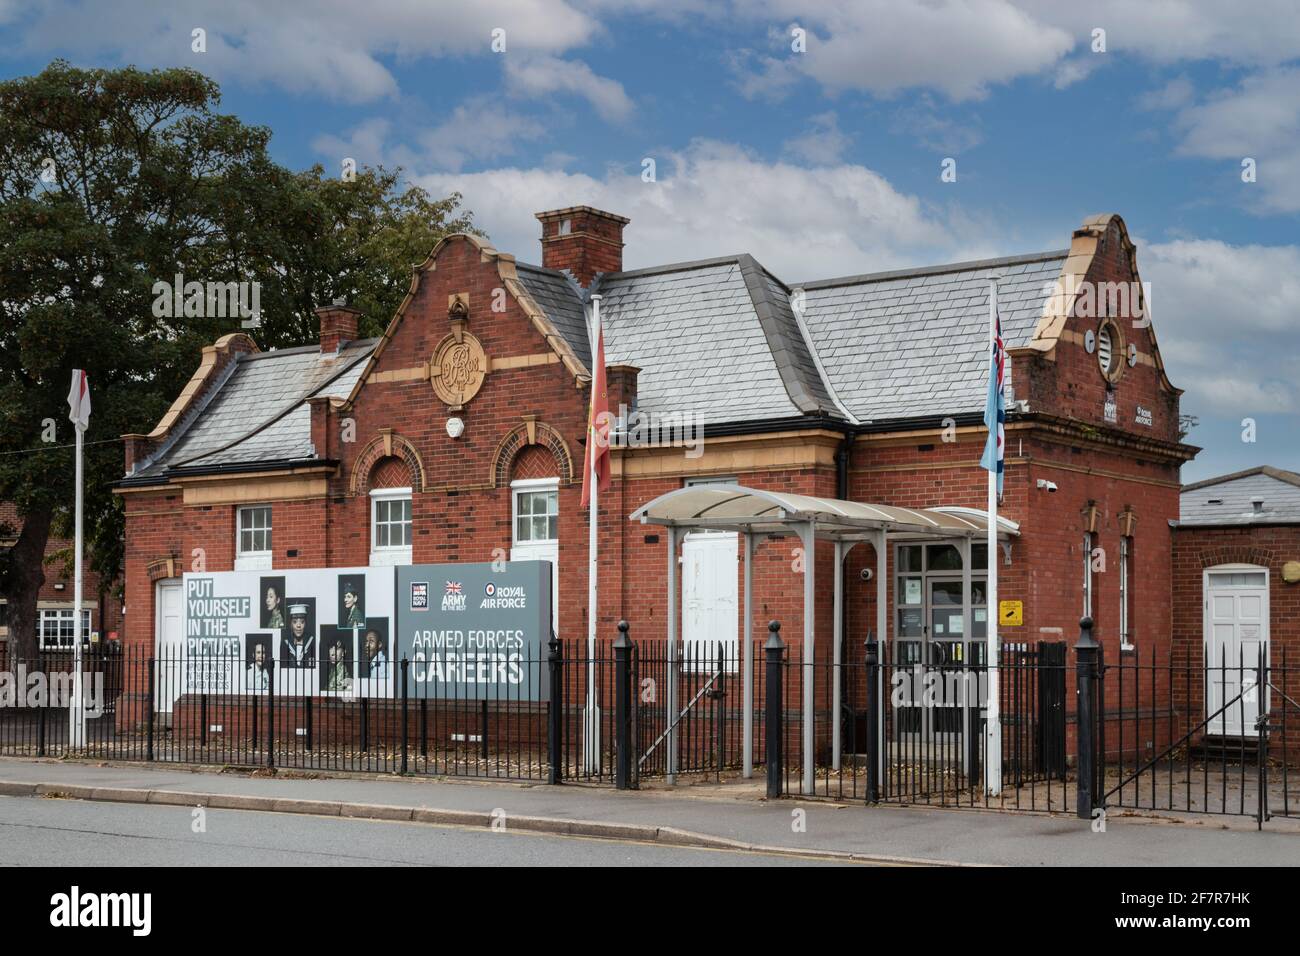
[1098,638,1300,823]
[769,635,1074,812]
[0,630,763,785]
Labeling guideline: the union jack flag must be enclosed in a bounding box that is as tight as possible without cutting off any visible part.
[443,581,463,595]
[979,312,1005,497]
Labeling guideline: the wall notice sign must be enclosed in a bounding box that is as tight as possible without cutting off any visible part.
[905,579,922,605]
[999,600,1024,626]
[1134,405,1152,427]
[1103,394,1117,424]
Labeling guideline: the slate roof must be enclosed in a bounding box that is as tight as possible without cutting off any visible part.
[515,263,591,370]
[1178,467,1300,526]
[127,340,375,480]
[128,239,1078,482]
[589,256,840,423]
[795,251,1068,422]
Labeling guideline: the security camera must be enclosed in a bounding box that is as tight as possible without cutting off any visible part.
[1037,479,1058,493]
[860,567,873,581]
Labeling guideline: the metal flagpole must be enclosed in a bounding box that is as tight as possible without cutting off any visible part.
[985,277,1002,795]
[70,374,86,748]
[583,295,603,773]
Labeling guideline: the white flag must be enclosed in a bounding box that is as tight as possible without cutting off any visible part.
[67,369,91,430]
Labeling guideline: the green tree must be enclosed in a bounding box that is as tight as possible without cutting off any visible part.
[0,61,477,659]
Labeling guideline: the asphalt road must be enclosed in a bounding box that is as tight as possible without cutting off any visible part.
[0,796,854,867]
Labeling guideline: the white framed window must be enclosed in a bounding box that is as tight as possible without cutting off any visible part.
[370,487,413,566]
[511,478,559,635]
[235,505,273,570]
[1119,535,1133,649]
[38,608,92,650]
[513,479,558,544]
[1082,531,1094,619]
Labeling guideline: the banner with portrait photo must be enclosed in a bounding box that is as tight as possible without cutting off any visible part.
[176,567,394,703]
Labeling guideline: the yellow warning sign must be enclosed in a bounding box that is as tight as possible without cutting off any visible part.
[999,600,1023,626]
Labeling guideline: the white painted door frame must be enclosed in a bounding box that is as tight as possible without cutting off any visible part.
[1203,564,1270,737]
[510,478,559,636]
[154,578,183,715]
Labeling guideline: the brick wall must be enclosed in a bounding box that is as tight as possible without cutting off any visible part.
[1172,524,1300,733]
[118,218,1195,757]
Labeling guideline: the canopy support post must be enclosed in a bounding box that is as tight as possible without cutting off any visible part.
[666,525,680,785]
[876,528,887,785]
[742,530,755,779]
[832,539,844,771]
[961,536,973,777]
[801,520,816,795]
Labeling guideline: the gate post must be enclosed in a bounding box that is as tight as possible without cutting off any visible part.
[548,633,563,785]
[1256,643,1269,830]
[765,621,785,799]
[614,621,633,790]
[864,635,879,804]
[401,658,410,775]
[1074,616,1099,820]
[266,660,276,769]
[146,658,155,762]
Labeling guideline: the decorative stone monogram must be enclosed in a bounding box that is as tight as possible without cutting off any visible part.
[430,294,487,409]
[430,330,487,408]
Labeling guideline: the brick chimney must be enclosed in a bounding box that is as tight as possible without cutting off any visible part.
[535,206,629,286]
[316,299,361,355]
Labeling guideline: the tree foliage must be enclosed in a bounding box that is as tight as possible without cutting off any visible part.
[0,60,478,657]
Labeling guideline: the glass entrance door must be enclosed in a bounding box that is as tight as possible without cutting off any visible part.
[893,543,988,739]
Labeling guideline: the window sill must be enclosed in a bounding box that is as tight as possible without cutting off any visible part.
[235,553,272,572]
[370,549,413,567]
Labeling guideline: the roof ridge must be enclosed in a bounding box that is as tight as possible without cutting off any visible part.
[166,345,373,472]
[598,254,747,282]
[240,338,379,362]
[1182,465,1300,493]
[736,254,840,419]
[796,249,1070,291]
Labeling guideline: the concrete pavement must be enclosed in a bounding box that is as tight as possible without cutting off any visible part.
[0,796,846,867]
[0,756,1295,866]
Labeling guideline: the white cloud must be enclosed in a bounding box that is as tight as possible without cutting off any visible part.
[1138,76,1196,112]
[1143,238,1300,415]
[732,1,1074,102]
[782,111,850,165]
[889,98,984,154]
[314,100,550,173]
[504,55,634,122]
[415,139,989,279]
[724,2,1300,108]
[6,0,597,101]
[1166,68,1300,213]
[1019,0,1300,68]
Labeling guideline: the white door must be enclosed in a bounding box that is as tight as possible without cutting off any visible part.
[1204,567,1269,736]
[682,531,738,672]
[154,579,183,714]
[511,480,559,637]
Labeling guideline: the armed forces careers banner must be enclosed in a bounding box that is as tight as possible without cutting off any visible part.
[176,567,395,701]
[396,561,552,701]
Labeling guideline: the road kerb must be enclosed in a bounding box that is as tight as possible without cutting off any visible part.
[0,779,964,864]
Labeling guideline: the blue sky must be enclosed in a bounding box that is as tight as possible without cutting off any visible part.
[2,0,1297,482]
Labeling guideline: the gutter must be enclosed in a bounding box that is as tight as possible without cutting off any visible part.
[115,458,337,490]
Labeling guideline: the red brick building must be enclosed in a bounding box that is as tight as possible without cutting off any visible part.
[1173,466,1300,739]
[0,501,124,654]
[115,207,1194,731]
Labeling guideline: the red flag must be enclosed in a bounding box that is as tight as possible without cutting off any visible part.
[66,369,91,430]
[580,314,611,509]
